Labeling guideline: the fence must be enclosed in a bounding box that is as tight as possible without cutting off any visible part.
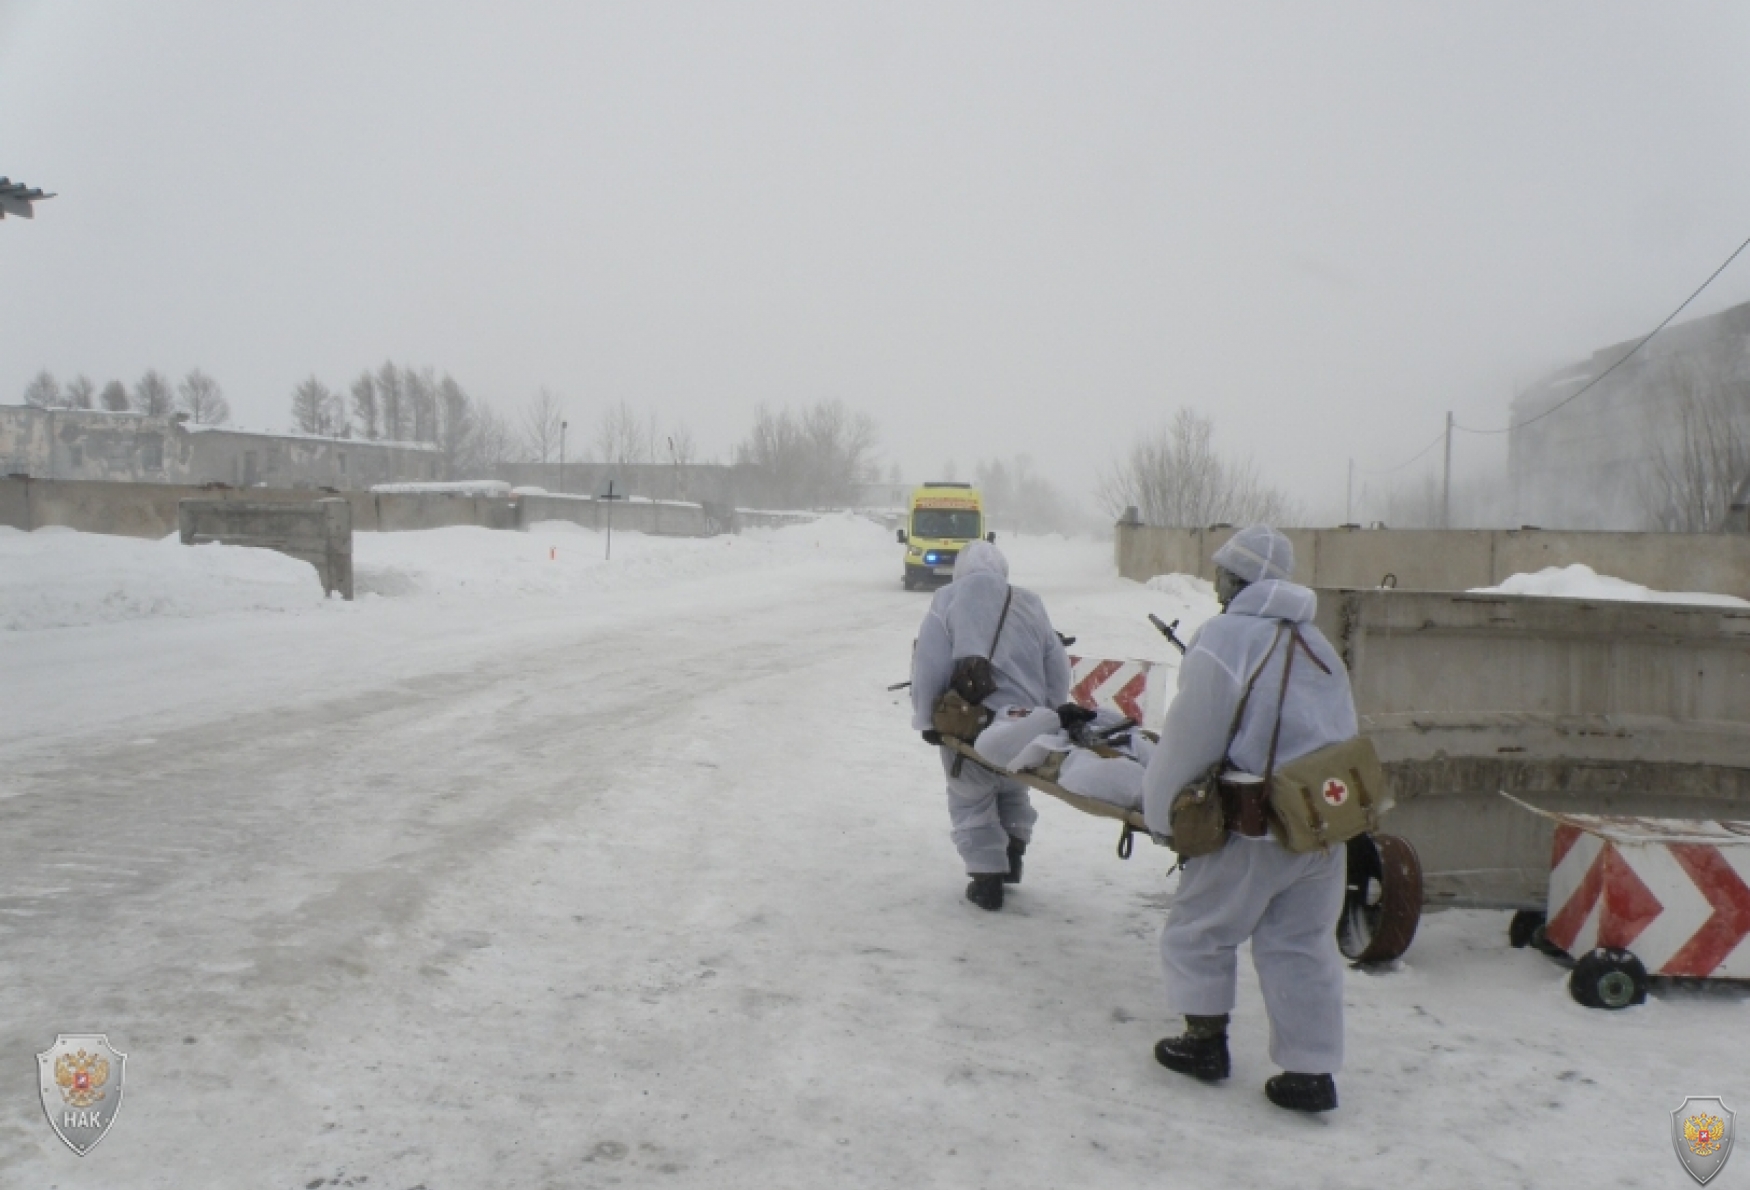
[1115,523,1750,600]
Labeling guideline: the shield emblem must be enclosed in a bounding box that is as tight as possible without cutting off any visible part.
[1672,1096,1736,1185]
[36,1034,126,1156]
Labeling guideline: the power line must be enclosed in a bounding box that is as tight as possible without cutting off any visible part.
[1454,227,1750,436]
[1352,426,1448,477]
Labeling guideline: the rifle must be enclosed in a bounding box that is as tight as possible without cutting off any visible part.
[1149,613,1188,655]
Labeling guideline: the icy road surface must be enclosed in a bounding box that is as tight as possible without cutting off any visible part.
[0,519,1742,1189]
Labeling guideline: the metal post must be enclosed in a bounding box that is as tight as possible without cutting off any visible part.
[1346,458,1354,524]
[559,421,568,495]
[604,479,615,560]
[1442,411,1453,530]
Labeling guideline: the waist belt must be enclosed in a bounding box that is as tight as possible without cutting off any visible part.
[1220,781,1271,838]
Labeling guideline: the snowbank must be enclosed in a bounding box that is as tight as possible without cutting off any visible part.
[370,480,512,496]
[0,528,326,631]
[1146,572,1218,605]
[1470,564,1750,608]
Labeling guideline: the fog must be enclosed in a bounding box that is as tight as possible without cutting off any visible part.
[5,2,1750,523]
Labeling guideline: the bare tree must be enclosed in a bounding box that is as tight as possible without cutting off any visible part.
[1098,408,1297,527]
[734,399,879,508]
[463,401,517,475]
[405,366,439,443]
[99,380,130,411]
[291,376,345,436]
[976,454,1080,534]
[595,400,656,467]
[1641,356,1750,531]
[177,369,231,424]
[132,370,175,417]
[520,388,566,465]
[667,425,697,467]
[64,375,96,409]
[22,370,62,408]
[437,374,476,463]
[350,371,379,439]
[376,361,405,441]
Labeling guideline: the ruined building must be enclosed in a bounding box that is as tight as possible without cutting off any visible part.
[0,405,442,490]
[1510,301,1750,530]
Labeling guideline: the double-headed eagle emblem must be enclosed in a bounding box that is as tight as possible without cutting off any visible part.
[1685,1113,1726,1158]
[54,1049,110,1110]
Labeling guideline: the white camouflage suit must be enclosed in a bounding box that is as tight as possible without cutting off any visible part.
[911,541,1072,874]
[1141,527,1359,1076]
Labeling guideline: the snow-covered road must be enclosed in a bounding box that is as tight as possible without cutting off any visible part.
[1,521,1743,1189]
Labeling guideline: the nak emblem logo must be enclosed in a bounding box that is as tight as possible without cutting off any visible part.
[1672,1096,1735,1185]
[36,1034,126,1156]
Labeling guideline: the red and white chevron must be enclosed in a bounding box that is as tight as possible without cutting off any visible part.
[1543,818,1750,979]
[1066,655,1155,724]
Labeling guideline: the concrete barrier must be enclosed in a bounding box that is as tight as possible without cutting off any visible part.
[374,491,518,532]
[179,497,353,599]
[1117,524,1750,599]
[518,494,708,537]
[1312,587,1750,909]
[1,477,376,538]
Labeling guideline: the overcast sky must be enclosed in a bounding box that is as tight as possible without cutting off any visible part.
[4,2,1749,519]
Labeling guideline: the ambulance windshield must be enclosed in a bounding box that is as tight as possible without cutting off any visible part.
[912,509,981,539]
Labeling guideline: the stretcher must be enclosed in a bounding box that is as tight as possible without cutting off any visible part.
[936,651,1424,965]
[940,735,1153,855]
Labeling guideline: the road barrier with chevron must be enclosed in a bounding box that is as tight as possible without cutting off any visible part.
[1544,814,1750,981]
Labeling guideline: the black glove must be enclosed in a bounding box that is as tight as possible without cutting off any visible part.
[921,729,944,746]
[1056,703,1098,732]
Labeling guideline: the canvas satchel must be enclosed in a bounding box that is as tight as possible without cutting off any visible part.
[1261,629,1387,853]
[1166,627,1287,860]
[930,587,1014,742]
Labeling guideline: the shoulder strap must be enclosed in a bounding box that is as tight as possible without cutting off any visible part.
[987,586,1014,656]
[1262,626,1331,779]
[1222,624,1287,764]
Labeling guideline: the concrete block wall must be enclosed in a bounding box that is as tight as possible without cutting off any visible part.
[0,477,716,540]
[0,478,376,539]
[373,492,518,532]
[1116,524,1750,600]
[179,497,353,598]
[518,494,708,537]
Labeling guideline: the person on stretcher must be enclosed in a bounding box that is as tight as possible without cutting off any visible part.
[972,703,1157,812]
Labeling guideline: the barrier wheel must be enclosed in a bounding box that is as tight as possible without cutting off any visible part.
[1508,910,1546,949]
[1336,833,1423,964]
[1569,948,1648,1010]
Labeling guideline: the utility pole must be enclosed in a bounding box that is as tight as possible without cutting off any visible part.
[559,420,568,495]
[1442,411,1454,530]
[1346,458,1354,524]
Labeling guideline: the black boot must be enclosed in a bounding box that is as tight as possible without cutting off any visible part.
[1264,1072,1338,1113]
[965,873,1005,911]
[1004,836,1027,885]
[1153,1015,1230,1082]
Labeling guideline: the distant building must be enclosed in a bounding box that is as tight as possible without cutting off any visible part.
[0,405,442,489]
[1510,301,1750,530]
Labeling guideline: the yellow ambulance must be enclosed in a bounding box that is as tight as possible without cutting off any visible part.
[896,482,993,589]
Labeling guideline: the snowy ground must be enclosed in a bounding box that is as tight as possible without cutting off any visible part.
[1,521,1744,1189]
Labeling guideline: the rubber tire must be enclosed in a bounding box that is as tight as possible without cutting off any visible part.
[1569,948,1649,1010]
[1336,833,1423,964]
[1509,909,1546,950]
